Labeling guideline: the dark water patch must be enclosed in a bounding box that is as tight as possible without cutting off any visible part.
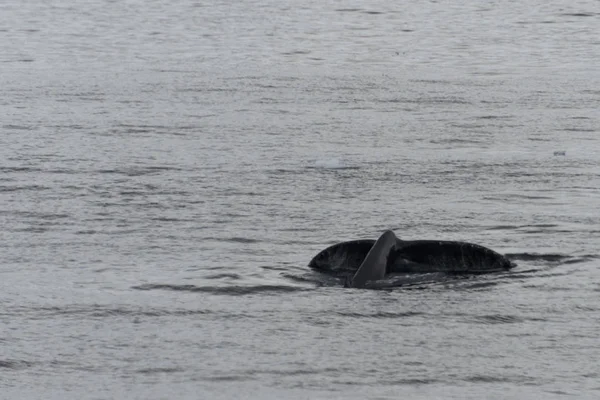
[574,305,600,312]
[465,375,515,383]
[560,128,596,132]
[382,378,439,385]
[96,165,183,176]
[487,225,519,230]
[109,124,198,136]
[0,184,50,192]
[224,237,260,244]
[525,285,576,292]
[263,265,292,271]
[0,166,41,172]
[205,375,250,382]
[476,115,512,120]
[376,96,469,105]
[84,307,215,318]
[42,168,84,175]
[5,211,70,220]
[563,256,596,265]
[204,273,241,280]
[204,367,345,383]
[3,305,214,319]
[74,96,104,102]
[335,8,362,12]
[520,224,557,228]
[363,10,384,15]
[430,138,482,145]
[282,50,311,55]
[497,268,540,277]
[305,165,361,171]
[530,270,575,279]
[0,360,34,370]
[254,83,283,89]
[150,217,191,222]
[3,124,35,130]
[118,190,146,196]
[517,20,556,24]
[505,253,573,263]
[222,366,348,380]
[269,167,304,175]
[450,122,485,129]
[471,314,524,324]
[334,311,423,319]
[423,96,470,105]
[559,12,596,17]
[13,226,51,233]
[117,99,144,105]
[460,281,499,289]
[136,367,185,374]
[521,228,573,234]
[273,368,338,376]
[546,390,578,396]
[512,194,555,200]
[218,189,266,197]
[132,283,308,295]
[179,87,237,93]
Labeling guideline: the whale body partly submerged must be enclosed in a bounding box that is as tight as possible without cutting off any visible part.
[309,230,515,288]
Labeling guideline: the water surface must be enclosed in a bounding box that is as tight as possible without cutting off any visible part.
[1,0,599,398]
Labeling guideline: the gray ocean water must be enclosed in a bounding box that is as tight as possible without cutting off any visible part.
[1,0,599,398]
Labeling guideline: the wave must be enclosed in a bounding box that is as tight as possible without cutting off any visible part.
[506,253,595,264]
[132,283,308,295]
[3,305,214,318]
[333,311,423,319]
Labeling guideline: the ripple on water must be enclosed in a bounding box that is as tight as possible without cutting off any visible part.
[0,360,35,370]
[132,283,309,295]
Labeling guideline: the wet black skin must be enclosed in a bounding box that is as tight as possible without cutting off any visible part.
[309,231,515,287]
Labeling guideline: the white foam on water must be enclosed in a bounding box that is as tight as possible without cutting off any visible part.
[313,158,348,169]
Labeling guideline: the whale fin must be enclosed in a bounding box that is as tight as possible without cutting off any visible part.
[348,230,398,288]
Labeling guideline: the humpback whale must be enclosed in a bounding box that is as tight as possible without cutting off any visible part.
[309,230,515,288]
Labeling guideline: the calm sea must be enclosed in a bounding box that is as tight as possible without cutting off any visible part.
[1,0,599,398]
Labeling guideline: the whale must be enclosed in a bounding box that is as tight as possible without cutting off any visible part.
[309,230,515,288]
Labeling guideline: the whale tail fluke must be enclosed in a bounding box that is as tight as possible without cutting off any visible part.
[309,230,515,288]
[348,230,398,288]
